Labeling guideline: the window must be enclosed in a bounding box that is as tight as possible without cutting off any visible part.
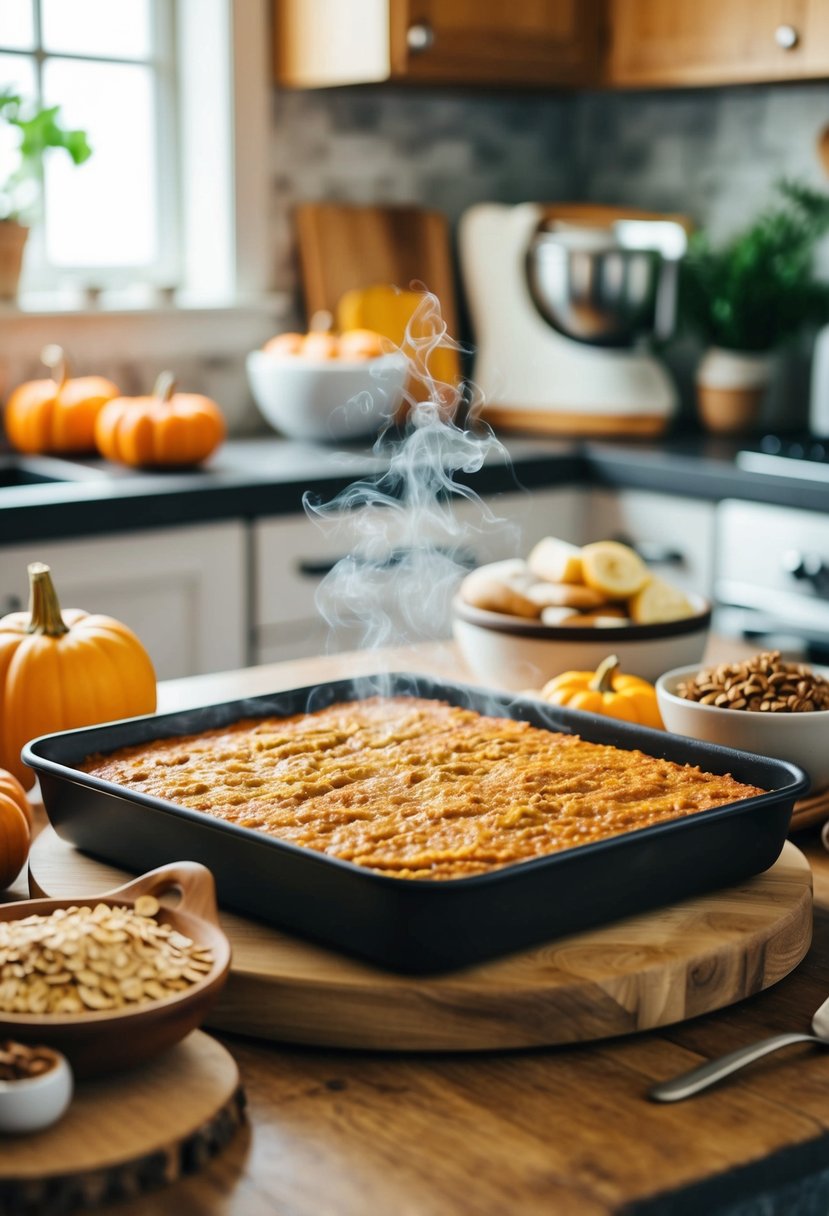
[0,0,178,290]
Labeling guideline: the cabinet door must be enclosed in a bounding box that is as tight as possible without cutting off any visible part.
[253,488,583,663]
[391,0,601,86]
[0,523,248,680]
[275,0,602,89]
[584,490,715,599]
[607,0,823,87]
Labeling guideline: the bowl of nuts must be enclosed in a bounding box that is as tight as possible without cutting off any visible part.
[0,861,231,1077]
[0,1041,73,1133]
[656,651,829,793]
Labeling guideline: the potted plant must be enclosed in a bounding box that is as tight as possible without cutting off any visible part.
[680,180,829,434]
[0,90,91,301]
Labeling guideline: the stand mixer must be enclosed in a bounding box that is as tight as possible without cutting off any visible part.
[458,203,688,436]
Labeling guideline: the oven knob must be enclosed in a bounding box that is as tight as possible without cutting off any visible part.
[784,549,829,595]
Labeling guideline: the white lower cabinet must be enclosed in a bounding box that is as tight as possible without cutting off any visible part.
[0,484,718,677]
[253,488,584,663]
[0,521,248,680]
[583,489,716,598]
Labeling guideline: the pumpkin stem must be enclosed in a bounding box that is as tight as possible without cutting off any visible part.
[26,563,69,638]
[153,371,177,405]
[41,344,68,390]
[589,654,619,694]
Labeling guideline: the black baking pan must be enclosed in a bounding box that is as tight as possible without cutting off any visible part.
[23,673,809,974]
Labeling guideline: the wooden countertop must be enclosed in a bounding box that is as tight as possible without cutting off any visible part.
[25,643,829,1215]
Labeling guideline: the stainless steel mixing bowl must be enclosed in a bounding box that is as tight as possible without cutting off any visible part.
[526,221,686,348]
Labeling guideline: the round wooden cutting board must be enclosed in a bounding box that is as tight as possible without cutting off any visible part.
[29,829,812,1052]
[0,1031,244,1212]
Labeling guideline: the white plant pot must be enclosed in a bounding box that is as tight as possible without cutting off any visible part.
[696,347,773,434]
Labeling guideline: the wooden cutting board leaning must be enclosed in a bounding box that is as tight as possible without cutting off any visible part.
[294,202,462,403]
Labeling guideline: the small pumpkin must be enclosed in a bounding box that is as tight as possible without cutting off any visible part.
[541,654,664,729]
[0,767,33,830]
[94,372,226,468]
[0,563,157,789]
[0,777,30,889]
[4,345,120,455]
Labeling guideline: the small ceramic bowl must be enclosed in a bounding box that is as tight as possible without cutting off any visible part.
[0,1048,73,1134]
[656,663,829,793]
[0,862,231,1078]
[452,593,711,691]
[247,349,408,441]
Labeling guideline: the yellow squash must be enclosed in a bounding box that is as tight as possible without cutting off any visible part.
[541,654,664,729]
[337,284,461,408]
[0,563,157,789]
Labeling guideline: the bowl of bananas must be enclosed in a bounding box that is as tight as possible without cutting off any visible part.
[452,537,711,692]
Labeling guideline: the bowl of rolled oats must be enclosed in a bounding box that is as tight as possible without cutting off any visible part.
[0,861,231,1077]
[656,651,829,793]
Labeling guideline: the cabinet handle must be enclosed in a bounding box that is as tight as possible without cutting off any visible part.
[406,21,435,53]
[611,536,685,568]
[783,549,829,597]
[774,24,799,49]
[297,546,476,580]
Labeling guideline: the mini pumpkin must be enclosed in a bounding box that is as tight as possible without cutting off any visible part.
[0,563,157,789]
[0,768,32,830]
[4,345,120,455]
[94,372,226,468]
[540,654,664,729]
[0,777,30,889]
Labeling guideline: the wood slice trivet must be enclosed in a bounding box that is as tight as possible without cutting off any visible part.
[791,785,829,832]
[0,1030,243,1215]
[29,829,812,1053]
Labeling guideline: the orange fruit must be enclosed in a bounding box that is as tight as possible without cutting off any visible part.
[338,329,387,360]
[263,333,305,356]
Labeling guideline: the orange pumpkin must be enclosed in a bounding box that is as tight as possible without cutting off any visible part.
[0,563,157,789]
[94,372,226,468]
[0,767,33,830]
[4,345,120,454]
[0,783,30,889]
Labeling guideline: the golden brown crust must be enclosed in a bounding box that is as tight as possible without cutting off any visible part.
[80,697,765,881]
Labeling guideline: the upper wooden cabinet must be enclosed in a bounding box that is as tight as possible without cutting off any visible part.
[275,0,602,89]
[606,0,829,87]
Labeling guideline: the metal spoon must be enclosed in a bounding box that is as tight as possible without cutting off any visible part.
[649,995,829,1103]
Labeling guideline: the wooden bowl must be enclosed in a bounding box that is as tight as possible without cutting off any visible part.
[0,862,231,1077]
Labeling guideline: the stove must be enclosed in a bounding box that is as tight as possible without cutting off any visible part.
[736,434,829,482]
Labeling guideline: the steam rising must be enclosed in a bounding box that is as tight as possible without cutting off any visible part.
[303,292,516,654]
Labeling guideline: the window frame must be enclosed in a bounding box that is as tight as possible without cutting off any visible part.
[0,0,182,291]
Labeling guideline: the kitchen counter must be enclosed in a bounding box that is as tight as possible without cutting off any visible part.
[19,641,829,1216]
[1,431,826,544]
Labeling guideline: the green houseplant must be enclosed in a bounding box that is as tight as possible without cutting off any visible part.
[680,180,829,433]
[0,90,92,300]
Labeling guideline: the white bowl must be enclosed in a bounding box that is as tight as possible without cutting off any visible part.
[247,350,408,442]
[0,1049,73,1134]
[656,663,829,792]
[452,593,711,691]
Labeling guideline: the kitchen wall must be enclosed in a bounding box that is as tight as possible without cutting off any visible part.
[270,79,829,428]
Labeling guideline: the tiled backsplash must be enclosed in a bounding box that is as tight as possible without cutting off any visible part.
[271,80,829,428]
[4,82,827,438]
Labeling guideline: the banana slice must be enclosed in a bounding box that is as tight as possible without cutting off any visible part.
[629,578,696,624]
[528,537,583,585]
[581,541,650,598]
[526,581,607,610]
[461,561,540,619]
